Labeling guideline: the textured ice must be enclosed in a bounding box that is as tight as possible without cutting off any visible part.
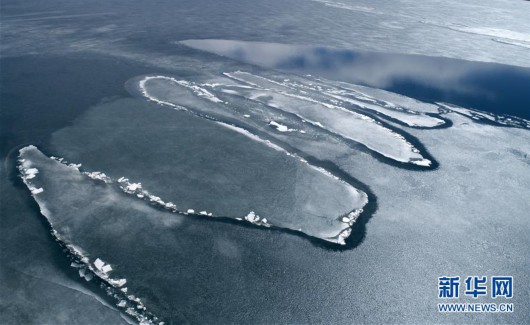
[223,71,431,165]
[4,1,530,323]
[299,79,447,127]
[44,101,370,244]
[223,70,447,129]
[438,103,530,129]
[136,73,432,166]
[17,147,164,324]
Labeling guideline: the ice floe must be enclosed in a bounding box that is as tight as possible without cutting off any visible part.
[223,71,432,166]
[19,153,159,324]
[20,137,367,245]
[439,103,530,129]
[134,73,434,166]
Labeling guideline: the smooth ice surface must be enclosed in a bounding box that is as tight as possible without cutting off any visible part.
[48,98,367,244]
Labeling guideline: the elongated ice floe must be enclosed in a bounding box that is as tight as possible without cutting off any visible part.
[223,71,432,166]
[438,102,530,129]
[135,73,432,166]
[19,145,368,245]
[281,76,446,128]
[139,76,223,105]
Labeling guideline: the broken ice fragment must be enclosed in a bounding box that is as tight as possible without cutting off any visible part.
[245,211,256,222]
[94,258,105,271]
[30,187,44,194]
[269,120,295,132]
[110,278,127,287]
[24,168,39,179]
[165,202,176,209]
[102,264,113,273]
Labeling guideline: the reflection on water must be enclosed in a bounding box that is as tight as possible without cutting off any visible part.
[181,39,530,119]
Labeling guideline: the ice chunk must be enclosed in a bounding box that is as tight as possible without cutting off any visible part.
[24,168,39,179]
[269,121,295,132]
[110,278,127,287]
[30,187,44,194]
[94,258,105,271]
[126,183,142,191]
[245,211,256,222]
[85,171,112,183]
[102,264,113,273]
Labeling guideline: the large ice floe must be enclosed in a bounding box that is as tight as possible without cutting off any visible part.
[132,72,435,167]
[18,146,158,324]
[17,144,368,322]
[32,105,369,246]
